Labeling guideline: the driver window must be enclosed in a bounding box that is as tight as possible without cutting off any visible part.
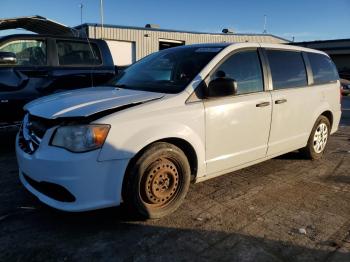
[0,39,47,66]
[212,50,264,95]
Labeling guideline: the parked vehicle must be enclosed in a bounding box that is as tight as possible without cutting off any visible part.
[0,34,115,123]
[16,43,341,218]
[340,78,350,96]
[339,70,350,81]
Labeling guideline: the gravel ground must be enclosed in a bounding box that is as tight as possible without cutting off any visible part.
[0,97,349,262]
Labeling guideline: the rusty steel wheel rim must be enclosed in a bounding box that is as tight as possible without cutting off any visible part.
[141,158,180,207]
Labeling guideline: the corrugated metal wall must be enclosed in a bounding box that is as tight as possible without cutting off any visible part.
[86,25,288,60]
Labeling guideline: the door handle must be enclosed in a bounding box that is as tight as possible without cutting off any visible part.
[256,102,270,107]
[275,99,287,104]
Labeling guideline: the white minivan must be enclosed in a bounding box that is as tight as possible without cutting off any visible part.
[16,43,341,218]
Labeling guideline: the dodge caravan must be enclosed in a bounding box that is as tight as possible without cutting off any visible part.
[16,43,341,218]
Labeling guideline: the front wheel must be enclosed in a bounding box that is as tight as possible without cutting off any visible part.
[300,115,330,160]
[123,142,191,219]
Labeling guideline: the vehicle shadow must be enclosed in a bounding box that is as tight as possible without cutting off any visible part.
[0,202,348,261]
[275,150,307,160]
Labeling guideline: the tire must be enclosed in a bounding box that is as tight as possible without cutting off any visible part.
[123,142,191,219]
[300,115,331,160]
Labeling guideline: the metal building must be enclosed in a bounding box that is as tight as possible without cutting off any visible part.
[76,23,289,66]
[293,38,350,79]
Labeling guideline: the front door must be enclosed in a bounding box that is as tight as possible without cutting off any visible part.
[0,38,49,121]
[204,49,272,175]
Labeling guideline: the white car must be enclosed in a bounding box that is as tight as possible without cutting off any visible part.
[16,43,341,218]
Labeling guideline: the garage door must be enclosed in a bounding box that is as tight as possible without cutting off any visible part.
[105,40,136,66]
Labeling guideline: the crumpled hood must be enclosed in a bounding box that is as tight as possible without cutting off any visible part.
[24,86,164,119]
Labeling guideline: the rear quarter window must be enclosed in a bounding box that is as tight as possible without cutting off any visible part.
[56,40,102,66]
[267,50,308,90]
[308,52,339,85]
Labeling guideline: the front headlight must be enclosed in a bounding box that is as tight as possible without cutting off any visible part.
[51,124,110,153]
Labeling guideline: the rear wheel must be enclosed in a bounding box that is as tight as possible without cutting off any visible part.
[123,142,191,219]
[300,115,330,160]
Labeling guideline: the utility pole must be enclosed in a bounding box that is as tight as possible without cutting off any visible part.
[79,3,84,25]
[100,0,104,38]
[263,14,267,34]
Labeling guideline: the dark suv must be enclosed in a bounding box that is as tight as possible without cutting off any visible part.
[0,34,115,123]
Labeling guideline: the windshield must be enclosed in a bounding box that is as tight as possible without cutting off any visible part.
[113,46,222,93]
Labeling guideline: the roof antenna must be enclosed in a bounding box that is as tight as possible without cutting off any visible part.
[263,14,267,34]
[79,3,84,25]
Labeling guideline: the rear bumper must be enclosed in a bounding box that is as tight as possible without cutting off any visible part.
[16,134,130,212]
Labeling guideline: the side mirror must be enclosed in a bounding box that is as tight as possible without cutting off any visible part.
[0,52,17,65]
[207,71,238,97]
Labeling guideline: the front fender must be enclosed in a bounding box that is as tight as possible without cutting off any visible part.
[97,100,206,177]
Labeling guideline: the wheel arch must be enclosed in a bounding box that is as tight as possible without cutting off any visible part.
[124,137,198,180]
[121,137,199,202]
[308,104,334,135]
[320,110,333,128]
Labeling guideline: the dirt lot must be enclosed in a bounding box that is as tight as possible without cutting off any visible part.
[0,97,349,262]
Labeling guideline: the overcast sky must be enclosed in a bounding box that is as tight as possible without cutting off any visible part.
[1,0,349,41]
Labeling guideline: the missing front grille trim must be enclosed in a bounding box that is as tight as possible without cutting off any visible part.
[23,173,76,203]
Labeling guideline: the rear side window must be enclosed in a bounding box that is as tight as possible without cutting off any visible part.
[56,40,102,66]
[267,50,307,90]
[212,50,264,95]
[308,53,339,85]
